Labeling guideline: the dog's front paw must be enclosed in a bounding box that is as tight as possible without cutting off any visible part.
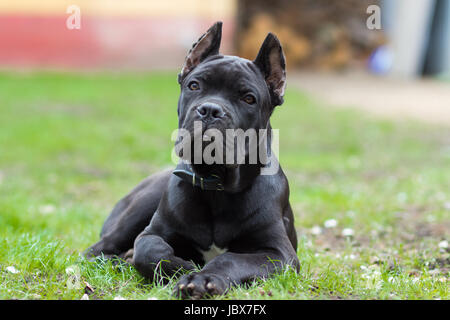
[173,273,229,299]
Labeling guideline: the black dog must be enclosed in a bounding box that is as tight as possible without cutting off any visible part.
[85,22,299,299]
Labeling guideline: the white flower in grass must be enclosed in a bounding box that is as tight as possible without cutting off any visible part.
[360,265,382,290]
[65,266,76,274]
[65,265,81,290]
[310,226,322,235]
[342,228,355,237]
[411,277,420,284]
[324,219,338,228]
[438,240,448,249]
[6,266,20,274]
[114,296,126,300]
[80,294,89,300]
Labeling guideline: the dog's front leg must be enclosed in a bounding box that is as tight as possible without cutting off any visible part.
[174,250,299,299]
[132,233,195,281]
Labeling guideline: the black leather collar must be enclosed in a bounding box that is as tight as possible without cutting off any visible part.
[172,162,224,191]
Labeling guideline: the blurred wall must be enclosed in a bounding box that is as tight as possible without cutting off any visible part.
[423,0,450,76]
[0,0,236,70]
[381,0,450,77]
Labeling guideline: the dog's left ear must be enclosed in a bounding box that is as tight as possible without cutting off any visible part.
[253,33,286,106]
[178,21,222,83]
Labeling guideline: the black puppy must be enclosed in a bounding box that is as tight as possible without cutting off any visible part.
[85,22,299,299]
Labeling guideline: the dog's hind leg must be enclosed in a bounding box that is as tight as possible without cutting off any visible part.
[84,170,171,259]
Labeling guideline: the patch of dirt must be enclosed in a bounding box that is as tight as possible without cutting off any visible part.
[297,206,449,275]
[290,71,450,126]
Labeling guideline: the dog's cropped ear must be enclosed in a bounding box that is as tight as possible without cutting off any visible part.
[253,33,286,106]
[178,21,222,83]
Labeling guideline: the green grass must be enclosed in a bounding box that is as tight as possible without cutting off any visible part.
[0,72,448,300]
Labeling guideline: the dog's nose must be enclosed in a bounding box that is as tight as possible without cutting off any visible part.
[196,103,224,120]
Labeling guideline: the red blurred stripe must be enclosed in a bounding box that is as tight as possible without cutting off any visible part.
[0,15,234,69]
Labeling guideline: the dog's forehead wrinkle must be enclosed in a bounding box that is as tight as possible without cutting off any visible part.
[197,56,259,79]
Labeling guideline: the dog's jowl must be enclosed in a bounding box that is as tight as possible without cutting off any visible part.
[85,21,299,299]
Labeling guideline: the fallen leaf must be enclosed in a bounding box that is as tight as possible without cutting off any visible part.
[84,281,94,294]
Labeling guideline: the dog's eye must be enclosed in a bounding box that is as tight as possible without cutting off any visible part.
[242,94,256,105]
[188,81,200,91]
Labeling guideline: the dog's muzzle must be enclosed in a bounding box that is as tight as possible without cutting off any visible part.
[196,102,225,122]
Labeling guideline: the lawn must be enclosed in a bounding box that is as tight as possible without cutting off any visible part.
[0,72,448,300]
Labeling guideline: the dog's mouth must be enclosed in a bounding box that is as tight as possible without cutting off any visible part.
[174,126,228,166]
[174,125,267,169]
[175,102,267,167]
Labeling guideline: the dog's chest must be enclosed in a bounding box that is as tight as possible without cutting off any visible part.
[199,243,227,263]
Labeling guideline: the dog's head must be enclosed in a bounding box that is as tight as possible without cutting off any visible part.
[175,22,286,166]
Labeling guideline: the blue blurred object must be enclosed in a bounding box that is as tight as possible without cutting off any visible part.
[368,45,393,75]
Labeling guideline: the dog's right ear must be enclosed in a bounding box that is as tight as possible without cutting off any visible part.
[178,21,222,84]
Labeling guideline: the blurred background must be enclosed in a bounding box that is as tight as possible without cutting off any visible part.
[0,0,449,123]
[1,0,449,75]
